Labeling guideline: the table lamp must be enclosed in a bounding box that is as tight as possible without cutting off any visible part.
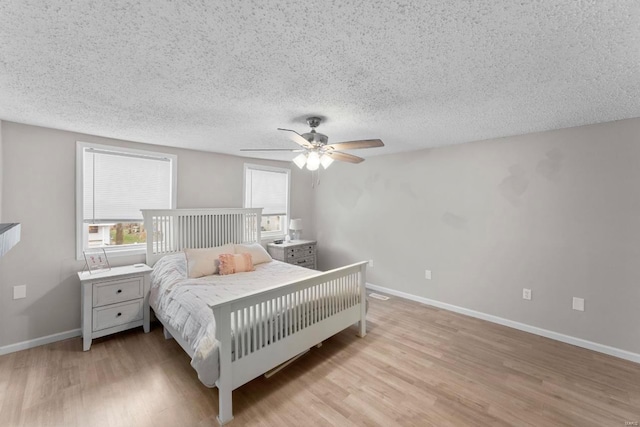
[289,219,302,241]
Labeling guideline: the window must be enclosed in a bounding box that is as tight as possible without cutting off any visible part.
[244,164,290,238]
[76,142,177,258]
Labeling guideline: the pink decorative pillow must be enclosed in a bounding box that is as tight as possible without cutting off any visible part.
[218,253,254,275]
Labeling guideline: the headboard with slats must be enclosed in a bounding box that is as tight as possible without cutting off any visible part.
[141,208,262,266]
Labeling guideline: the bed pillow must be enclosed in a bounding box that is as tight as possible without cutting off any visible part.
[218,253,255,275]
[234,243,272,265]
[184,243,235,278]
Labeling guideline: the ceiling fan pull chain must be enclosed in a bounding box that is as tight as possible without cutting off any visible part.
[310,169,321,188]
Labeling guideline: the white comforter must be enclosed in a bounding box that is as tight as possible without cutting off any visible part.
[150,253,318,387]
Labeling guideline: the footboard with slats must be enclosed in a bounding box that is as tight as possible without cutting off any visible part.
[229,268,363,362]
[141,208,367,426]
[212,261,367,425]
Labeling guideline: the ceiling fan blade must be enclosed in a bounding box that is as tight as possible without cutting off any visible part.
[326,151,365,164]
[324,139,384,151]
[277,128,313,148]
[240,148,304,152]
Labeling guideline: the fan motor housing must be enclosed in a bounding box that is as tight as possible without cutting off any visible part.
[302,131,328,146]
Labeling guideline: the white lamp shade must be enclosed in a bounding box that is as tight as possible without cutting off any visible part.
[293,153,307,169]
[289,218,303,231]
[306,151,320,170]
[320,154,334,169]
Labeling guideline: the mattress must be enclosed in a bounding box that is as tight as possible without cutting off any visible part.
[150,253,319,387]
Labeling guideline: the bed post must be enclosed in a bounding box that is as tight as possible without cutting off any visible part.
[358,263,367,338]
[142,210,154,265]
[214,304,234,425]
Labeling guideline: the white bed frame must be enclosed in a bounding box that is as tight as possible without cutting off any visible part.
[142,208,367,425]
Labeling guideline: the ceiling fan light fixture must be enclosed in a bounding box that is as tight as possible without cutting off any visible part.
[306,151,320,171]
[265,116,383,170]
[320,154,334,169]
[293,153,307,169]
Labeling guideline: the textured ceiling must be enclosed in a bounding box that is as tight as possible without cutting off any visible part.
[1,1,639,160]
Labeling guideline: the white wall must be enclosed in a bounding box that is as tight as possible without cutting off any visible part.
[0,121,315,348]
[314,118,640,355]
[0,120,3,223]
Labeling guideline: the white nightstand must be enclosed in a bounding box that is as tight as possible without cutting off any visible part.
[78,264,153,351]
[267,240,317,269]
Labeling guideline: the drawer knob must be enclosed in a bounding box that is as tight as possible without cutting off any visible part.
[116,289,123,294]
[116,312,122,317]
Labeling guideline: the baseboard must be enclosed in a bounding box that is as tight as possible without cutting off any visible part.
[366,283,640,364]
[0,329,81,356]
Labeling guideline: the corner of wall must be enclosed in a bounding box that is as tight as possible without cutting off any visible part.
[0,119,3,223]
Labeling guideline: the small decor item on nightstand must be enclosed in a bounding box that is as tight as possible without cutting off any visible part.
[289,218,303,241]
[83,248,111,274]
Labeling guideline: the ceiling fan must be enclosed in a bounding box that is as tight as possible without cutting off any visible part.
[240,117,384,170]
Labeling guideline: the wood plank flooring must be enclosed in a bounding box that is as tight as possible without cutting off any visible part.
[1,294,639,426]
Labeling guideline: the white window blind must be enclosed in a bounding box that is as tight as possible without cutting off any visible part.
[83,148,173,222]
[245,167,289,215]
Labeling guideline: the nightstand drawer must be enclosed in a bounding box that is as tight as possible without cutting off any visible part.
[93,300,143,331]
[93,277,143,307]
[287,245,314,256]
[293,247,315,258]
[291,256,315,268]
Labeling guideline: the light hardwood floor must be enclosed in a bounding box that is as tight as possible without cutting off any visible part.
[1,294,639,426]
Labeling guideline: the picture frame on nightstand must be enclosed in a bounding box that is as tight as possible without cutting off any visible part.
[83,248,111,274]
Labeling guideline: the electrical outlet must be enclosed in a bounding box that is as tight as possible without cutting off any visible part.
[13,285,26,300]
[368,259,374,268]
[522,288,532,300]
[572,297,585,311]
[425,270,432,280]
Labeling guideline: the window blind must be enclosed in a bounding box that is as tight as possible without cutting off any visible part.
[83,148,172,222]
[245,167,288,215]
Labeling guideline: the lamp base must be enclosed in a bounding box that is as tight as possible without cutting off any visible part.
[291,230,301,241]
